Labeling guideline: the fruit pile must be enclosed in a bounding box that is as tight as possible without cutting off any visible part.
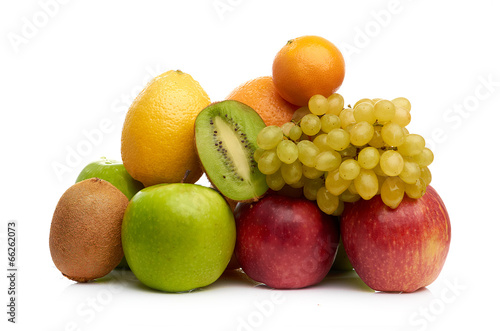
[49,35,451,294]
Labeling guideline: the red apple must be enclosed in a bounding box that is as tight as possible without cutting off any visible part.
[234,194,340,289]
[341,186,451,293]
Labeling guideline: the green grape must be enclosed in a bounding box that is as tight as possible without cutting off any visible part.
[313,133,331,152]
[354,169,378,200]
[380,150,404,176]
[325,169,350,195]
[276,140,299,164]
[327,128,350,151]
[358,147,380,169]
[405,178,426,199]
[373,163,386,177]
[398,160,420,184]
[398,134,425,156]
[374,99,396,123]
[258,150,282,174]
[320,113,341,133]
[303,165,324,179]
[303,178,325,201]
[257,126,283,150]
[289,177,306,188]
[339,159,361,180]
[300,114,322,136]
[381,122,405,147]
[315,150,342,172]
[392,107,411,127]
[344,123,355,133]
[402,127,409,135]
[316,186,339,215]
[338,144,357,158]
[297,140,320,167]
[411,147,434,167]
[347,181,358,194]
[372,98,382,103]
[353,102,376,124]
[353,98,374,108]
[350,121,374,146]
[340,189,361,203]
[280,160,303,185]
[376,175,386,195]
[326,93,344,116]
[292,106,312,122]
[368,126,385,148]
[392,97,411,111]
[281,122,295,137]
[289,125,303,141]
[253,148,265,162]
[300,133,310,141]
[309,94,329,116]
[381,176,405,209]
[420,166,432,185]
[339,108,356,129]
[266,171,285,191]
[332,200,344,216]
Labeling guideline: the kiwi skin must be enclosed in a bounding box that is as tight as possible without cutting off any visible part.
[49,178,129,282]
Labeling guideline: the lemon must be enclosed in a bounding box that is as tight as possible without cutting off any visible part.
[121,70,210,187]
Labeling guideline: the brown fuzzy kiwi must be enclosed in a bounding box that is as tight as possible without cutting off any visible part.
[49,178,129,282]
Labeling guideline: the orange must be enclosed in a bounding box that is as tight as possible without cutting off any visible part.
[121,70,210,187]
[272,35,345,106]
[226,76,299,127]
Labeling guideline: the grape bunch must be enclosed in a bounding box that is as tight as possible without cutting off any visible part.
[254,93,433,214]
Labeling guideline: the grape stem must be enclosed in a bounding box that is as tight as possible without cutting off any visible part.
[380,146,398,151]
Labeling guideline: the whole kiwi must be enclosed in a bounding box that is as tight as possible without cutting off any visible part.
[49,178,129,282]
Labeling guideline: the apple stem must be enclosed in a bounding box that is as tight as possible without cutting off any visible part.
[181,170,191,183]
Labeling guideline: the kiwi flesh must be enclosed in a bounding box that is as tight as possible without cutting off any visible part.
[195,100,268,201]
[49,178,129,282]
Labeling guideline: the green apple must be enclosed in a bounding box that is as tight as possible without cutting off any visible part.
[76,157,144,200]
[122,183,236,292]
[76,157,144,268]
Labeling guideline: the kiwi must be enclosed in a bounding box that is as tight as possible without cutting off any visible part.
[49,178,129,282]
[195,100,268,201]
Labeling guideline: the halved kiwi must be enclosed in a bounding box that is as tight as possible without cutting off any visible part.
[195,100,268,201]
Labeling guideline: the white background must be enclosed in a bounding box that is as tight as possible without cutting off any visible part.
[1,1,499,330]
